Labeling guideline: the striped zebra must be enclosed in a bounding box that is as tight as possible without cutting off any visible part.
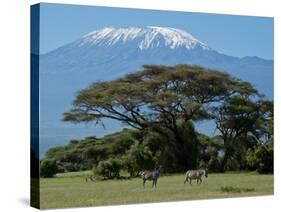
[139,167,162,188]
[184,168,208,185]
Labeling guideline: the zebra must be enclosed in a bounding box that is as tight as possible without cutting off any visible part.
[139,167,162,188]
[184,168,208,185]
[85,175,95,182]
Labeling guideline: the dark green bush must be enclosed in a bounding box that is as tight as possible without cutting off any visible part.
[123,141,156,177]
[63,162,81,172]
[93,158,123,179]
[40,159,58,178]
[208,157,222,172]
[246,143,273,173]
[221,186,241,193]
[221,186,255,193]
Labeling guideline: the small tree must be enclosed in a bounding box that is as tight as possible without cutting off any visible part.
[246,141,273,173]
[212,96,270,171]
[40,159,58,178]
[197,134,223,172]
[123,141,156,177]
[93,158,123,179]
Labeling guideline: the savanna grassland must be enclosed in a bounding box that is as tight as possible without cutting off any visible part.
[38,65,274,209]
[39,171,273,209]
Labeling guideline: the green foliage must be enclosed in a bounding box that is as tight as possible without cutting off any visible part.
[208,157,222,172]
[213,96,273,172]
[93,158,123,179]
[246,142,273,173]
[123,141,156,176]
[176,121,200,170]
[63,65,256,172]
[220,186,255,193]
[42,129,137,173]
[221,186,241,193]
[42,65,273,176]
[64,64,244,125]
[45,146,65,161]
[197,134,223,172]
[63,163,82,172]
[40,159,58,178]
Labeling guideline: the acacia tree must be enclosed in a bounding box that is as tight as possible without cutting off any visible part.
[64,64,255,169]
[212,95,272,171]
[252,100,273,144]
[245,100,273,173]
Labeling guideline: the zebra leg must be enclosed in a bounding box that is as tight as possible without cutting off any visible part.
[89,175,95,182]
[154,180,157,188]
[143,179,146,188]
[189,179,192,185]
[184,177,188,185]
[199,178,202,185]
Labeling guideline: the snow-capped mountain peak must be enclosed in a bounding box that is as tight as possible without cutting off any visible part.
[76,26,210,50]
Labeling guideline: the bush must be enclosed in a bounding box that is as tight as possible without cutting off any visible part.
[246,143,273,174]
[93,158,123,179]
[220,186,255,193]
[208,157,221,172]
[63,162,81,172]
[221,186,241,193]
[40,159,58,178]
[123,141,156,177]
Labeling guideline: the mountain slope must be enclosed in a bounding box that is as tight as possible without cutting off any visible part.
[41,26,273,95]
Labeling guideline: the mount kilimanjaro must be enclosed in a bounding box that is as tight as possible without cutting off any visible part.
[39,26,273,156]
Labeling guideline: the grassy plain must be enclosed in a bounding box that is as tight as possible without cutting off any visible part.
[39,171,273,209]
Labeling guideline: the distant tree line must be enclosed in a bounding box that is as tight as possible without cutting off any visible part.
[40,65,273,178]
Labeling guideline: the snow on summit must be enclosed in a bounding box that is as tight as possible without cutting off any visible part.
[77,26,210,50]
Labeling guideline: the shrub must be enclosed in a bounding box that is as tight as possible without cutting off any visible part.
[63,162,81,172]
[221,186,255,193]
[56,163,66,173]
[123,141,156,177]
[40,159,58,178]
[208,157,221,172]
[93,158,123,179]
[246,143,273,173]
[221,186,241,193]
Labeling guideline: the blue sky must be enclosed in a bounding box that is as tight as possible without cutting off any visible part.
[39,3,273,59]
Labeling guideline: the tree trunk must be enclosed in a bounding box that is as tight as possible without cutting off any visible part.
[220,150,229,172]
[174,129,199,170]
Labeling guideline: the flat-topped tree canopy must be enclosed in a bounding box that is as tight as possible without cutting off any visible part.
[64,64,257,134]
